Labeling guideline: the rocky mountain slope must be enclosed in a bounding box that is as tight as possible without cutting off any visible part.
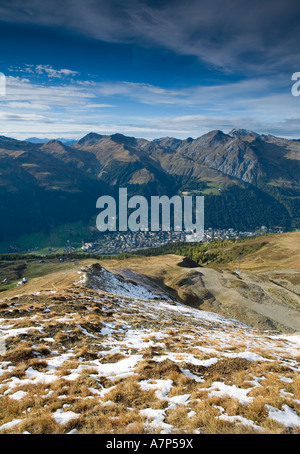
[151,129,300,186]
[0,262,299,434]
[1,129,300,243]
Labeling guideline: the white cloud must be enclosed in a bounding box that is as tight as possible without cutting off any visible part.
[1,74,300,140]
[9,65,79,79]
[34,65,79,78]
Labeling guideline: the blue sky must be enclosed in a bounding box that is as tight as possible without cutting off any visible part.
[0,0,300,140]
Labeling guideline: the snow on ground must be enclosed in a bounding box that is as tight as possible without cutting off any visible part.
[266,404,300,428]
[9,390,28,400]
[85,266,163,301]
[52,409,80,425]
[66,355,143,381]
[0,268,300,434]
[204,382,254,405]
[140,408,173,434]
[139,379,173,400]
[155,352,219,367]
[0,419,23,431]
[218,413,264,432]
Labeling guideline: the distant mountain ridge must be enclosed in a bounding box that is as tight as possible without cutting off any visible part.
[0,129,300,243]
[26,137,77,145]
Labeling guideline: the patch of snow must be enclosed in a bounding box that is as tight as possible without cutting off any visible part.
[3,353,73,389]
[0,361,14,377]
[139,379,173,400]
[140,408,173,434]
[269,334,300,357]
[139,380,190,409]
[89,385,116,398]
[245,376,264,387]
[180,368,204,383]
[266,404,300,427]
[74,271,87,285]
[43,390,54,398]
[121,329,167,351]
[25,367,57,385]
[206,381,254,405]
[0,419,22,431]
[280,376,293,383]
[224,351,272,362]
[168,393,191,408]
[88,387,102,396]
[195,346,220,354]
[77,324,96,338]
[62,372,81,381]
[280,389,294,398]
[218,414,263,431]
[155,301,247,327]
[156,352,218,367]
[0,326,39,341]
[46,353,73,371]
[68,355,143,381]
[52,409,80,425]
[9,390,28,400]
[100,322,116,336]
[88,266,161,300]
[214,405,225,414]
[102,400,115,406]
[99,347,121,357]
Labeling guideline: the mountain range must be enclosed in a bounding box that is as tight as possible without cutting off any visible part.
[1,129,300,243]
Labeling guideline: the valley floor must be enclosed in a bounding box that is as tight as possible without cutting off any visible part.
[0,266,299,434]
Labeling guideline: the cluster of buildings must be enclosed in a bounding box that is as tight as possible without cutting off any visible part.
[5,226,285,255]
[80,226,283,255]
[81,230,187,254]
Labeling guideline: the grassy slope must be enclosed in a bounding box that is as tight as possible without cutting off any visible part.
[0,259,96,296]
[205,231,300,273]
[1,279,300,434]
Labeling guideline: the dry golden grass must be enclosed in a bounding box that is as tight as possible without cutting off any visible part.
[212,232,300,273]
[103,377,160,410]
[1,342,35,365]
[0,261,300,435]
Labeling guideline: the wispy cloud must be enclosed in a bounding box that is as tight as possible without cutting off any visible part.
[94,76,297,122]
[1,72,299,140]
[144,114,300,139]
[0,75,116,137]
[9,64,79,79]
[1,0,300,73]
[35,65,79,78]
